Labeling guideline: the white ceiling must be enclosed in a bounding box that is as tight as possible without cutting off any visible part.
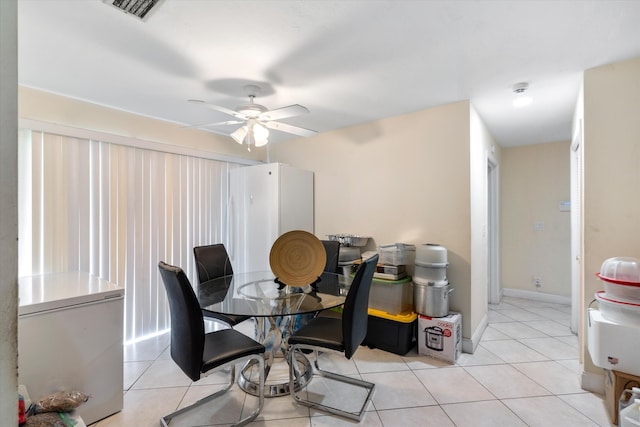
[17,0,640,147]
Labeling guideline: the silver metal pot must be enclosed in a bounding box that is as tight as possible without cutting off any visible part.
[413,281,453,317]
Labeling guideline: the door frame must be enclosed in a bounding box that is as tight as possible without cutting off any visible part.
[487,154,500,304]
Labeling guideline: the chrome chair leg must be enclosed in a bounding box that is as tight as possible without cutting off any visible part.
[161,354,264,427]
[288,344,375,421]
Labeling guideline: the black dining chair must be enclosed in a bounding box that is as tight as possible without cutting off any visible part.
[287,254,379,421]
[193,244,251,328]
[158,261,265,427]
[321,239,341,273]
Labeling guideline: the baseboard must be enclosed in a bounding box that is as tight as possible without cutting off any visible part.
[462,313,488,354]
[581,368,604,394]
[502,288,571,305]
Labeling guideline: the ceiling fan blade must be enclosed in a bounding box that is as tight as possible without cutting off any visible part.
[182,120,244,129]
[188,99,247,120]
[258,104,310,121]
[264,120,318,137]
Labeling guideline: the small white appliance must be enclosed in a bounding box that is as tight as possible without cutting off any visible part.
[587,308,640,377]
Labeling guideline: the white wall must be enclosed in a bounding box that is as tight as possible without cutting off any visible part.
[269,101,489,345]
[581,57,640,376]
[500,141,571,297]
[0,0,18,424]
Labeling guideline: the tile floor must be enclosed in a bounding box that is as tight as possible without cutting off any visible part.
[92,297,614,426]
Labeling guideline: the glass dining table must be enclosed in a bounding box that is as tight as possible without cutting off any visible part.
[195,271,351,397]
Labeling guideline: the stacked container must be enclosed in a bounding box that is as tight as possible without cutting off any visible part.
[588,257,640,377]
[413,244,452,317]
[596,257,640,323]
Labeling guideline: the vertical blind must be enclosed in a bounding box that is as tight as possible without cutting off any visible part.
[18,130,238,342]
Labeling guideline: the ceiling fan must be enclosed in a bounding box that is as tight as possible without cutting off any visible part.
[188,85,317,150]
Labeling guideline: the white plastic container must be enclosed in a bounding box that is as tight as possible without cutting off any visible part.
[621,388,640,414]
[378,243,415,266]
[620,399,640,427]
[597,273,640,302]
[587,308,640,377]
[414,262,448,282]
[595,291,640,325]
[415,243,448,265]
[600,257,640,282]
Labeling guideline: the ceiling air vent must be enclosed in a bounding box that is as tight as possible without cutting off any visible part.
[104,0,164,20]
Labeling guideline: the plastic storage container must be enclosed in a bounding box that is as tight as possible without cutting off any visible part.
[363,309,417,355]
[378,243,416,266]
[415,243,448,264]
[368,276,413,315]
[600,257,640,282]
[414,262,448,282]
[621,388,640,414]
[595,291,640,325]
[620,399,640,427]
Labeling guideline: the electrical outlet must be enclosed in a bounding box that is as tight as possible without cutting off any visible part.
[533,277,542,288]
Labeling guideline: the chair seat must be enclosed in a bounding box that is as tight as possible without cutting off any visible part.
[287,317,345,353]
[202,329,265,373]
[202,309,251,327]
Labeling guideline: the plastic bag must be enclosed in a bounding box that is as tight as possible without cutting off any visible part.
[25,413,68,427]
[33,391,90,413]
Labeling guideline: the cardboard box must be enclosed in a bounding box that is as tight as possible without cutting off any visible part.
[417,312,461,363]
[604,369,640,425]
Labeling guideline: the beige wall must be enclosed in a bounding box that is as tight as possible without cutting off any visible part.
[581,57,640,375]
[270,101,487,343]
[0,0,18,423]
[19,87,266,163]
[500,141,571,297]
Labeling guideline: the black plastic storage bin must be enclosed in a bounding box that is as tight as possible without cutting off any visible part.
[363,309,417,355]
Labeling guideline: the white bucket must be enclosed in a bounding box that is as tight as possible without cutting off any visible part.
[415,243,448,265]
[595,291,640,325]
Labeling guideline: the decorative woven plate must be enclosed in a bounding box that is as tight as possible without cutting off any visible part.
[269,230,326,287]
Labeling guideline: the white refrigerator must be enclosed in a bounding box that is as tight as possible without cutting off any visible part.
[229,163,314,273]
[18,272,124,425]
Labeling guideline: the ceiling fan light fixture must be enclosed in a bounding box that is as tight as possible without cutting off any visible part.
[230,126,247,145]
[253,123,269,147]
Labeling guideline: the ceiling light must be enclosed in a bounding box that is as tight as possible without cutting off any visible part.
[512,82,533,108]
[230,120,270,151]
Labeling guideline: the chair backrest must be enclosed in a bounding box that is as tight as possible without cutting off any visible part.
[158,261,204,381]
[341,254,379,359]
[193,244,234,284]
[321,240,340,273]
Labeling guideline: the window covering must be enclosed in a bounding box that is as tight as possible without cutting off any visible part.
[18,129,238,342]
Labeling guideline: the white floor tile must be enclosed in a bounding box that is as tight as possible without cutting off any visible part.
[442,400,528,427]
[497,308,545,322]
[521,319,574,337]
[130,359,192,390]
[455,345,505,366]
[503,395,600,426]
[518,337,578,360]
[464,364,550,399]
[361,370,437,410]
[489,321,549,339]
[479,325,511,341]
[480,339,549,363]
[377,406,455,427]
[512,361,585,394]
[559,392,614,427]
[352,347,410,374]
[413,367,494,404]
